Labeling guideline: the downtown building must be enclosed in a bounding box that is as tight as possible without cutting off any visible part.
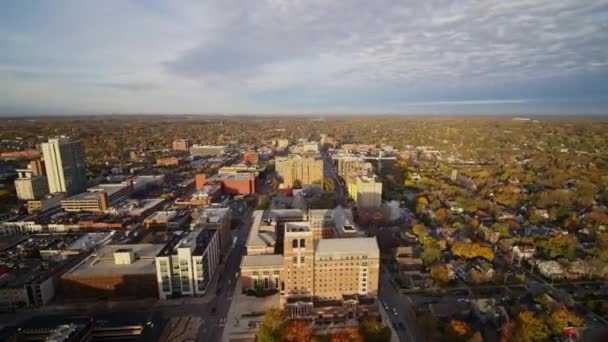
[240,209,380,320]
[41,137,87,195]
[14,169,49,200]
[275,156,324,188]
[155,228,221,299]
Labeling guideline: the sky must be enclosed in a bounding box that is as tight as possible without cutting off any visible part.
[1,0,608,116]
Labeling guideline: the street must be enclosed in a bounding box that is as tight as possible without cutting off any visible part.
[379,271,425,342]
[196,206,254,341]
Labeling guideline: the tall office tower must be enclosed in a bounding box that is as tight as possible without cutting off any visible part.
[41,137,87,195]
[283,222,315,299]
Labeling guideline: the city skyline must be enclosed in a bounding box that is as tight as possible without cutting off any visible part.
[1,0,608,116]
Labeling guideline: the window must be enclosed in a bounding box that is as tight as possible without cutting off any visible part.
[293,256,298,263]
[300,256,305,263]
[300,238,306,248]
[292,239,298,248]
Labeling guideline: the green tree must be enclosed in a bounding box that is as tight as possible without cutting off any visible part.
[537,234,578,261]
[422,237,442,265]
[293,179,303,189]
[256,309,286,342]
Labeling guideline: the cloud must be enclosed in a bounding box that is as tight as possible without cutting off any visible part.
[1,0,608,114]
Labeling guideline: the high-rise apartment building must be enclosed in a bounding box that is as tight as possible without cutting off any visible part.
[14,169,49,200]
[155,228,221,299]
[336,157,366,179]
[41,137,87,195]
[348,174,383,208]
[275,157,324,188]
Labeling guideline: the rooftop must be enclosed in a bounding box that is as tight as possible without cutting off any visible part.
[208,173,253,181]
[315,237,379,259]
[63,244,164,277]
[246,211,277,251]
[241,254,283,268]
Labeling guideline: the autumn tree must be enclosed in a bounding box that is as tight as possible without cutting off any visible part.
[283,320,312,342]
[434,208,451,225]
[546,309,583,336]
[430,264,450,286]
[412,223,428,240]
[422,237,442,265]
[330,328,363,342]
[512,311,550,342]
[451,241,494,261]
[536,234,578,261]
[445,320,473,342]
[256,309,286,342]
[359,318,391,342]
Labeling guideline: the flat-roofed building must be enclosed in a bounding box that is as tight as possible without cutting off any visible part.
[206,172,256,195]
[240,254,283,291]
[191,206,231,252]
[275,156,324,188]
[313,238,379,300]
[190,145,226,157]
[61,244,164,300]
[190,183,222,206]
[61,182,133,213]
[27,193,66,214]
[155,228,220,299]
[348,174,382,208]
[14,169,49,200]
[172,139,191,151]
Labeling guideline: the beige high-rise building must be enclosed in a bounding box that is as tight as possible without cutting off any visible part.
[41,137,87,195]
[336,157,366,179]
[348,174,383,208]
[275,157,324,188]
[313,238,379,300]
[283,222,315,297]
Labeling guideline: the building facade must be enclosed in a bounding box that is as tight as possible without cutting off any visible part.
[275,157,324,188]
[14,169,49,200]
[155,228,221,299]
[172,139,191,151]
[190,145,226,157]
[348,175,382,208]
[41,137,87,195]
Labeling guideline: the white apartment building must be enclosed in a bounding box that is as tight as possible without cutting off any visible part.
[155,228,221,299]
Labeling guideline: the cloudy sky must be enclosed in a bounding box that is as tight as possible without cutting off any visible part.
[1,0,607,115]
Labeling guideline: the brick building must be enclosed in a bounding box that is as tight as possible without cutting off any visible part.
[156,157,185,167]
[195,173,256,195]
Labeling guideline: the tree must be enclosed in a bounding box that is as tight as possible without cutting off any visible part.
[330,328,363,342]
[451,241,494,261]
[512,311,550,342]
[359,318,391,342]
[434,208,451,225]
[430,264,450,286]
[537,234,578,261]
[546,309,583,336]
[256,309,286,342]
[293,179,303,189]
[412,223,428,240]
[422,237,442,265]
[322,178,336,192]
[445,320,472,342]
[283,320,312,342]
